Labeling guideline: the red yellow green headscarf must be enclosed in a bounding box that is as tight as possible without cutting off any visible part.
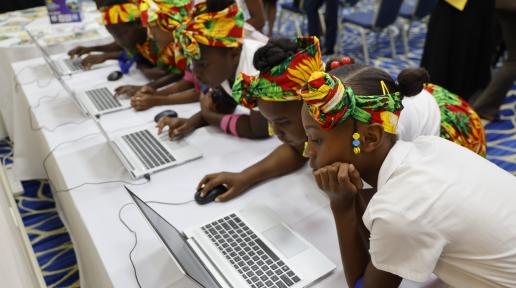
[232,36,324,109]
[100,3,141,25]
[301,72,404,133]
[139,0,193,30]
[174,2,244,60]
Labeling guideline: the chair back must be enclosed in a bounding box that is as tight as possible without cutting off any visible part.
[372,0,404,29]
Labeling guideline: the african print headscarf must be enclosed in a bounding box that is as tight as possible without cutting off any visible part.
[100,2,141,25]
[232,36,324,109]
[174,2,244,60]
[300,72,404,133]
[139,0,193,30]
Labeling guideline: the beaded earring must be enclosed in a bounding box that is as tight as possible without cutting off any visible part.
[302,141,309,158]
[352,132,361,154]
[268,122,274,137]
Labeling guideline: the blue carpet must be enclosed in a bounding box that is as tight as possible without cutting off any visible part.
[0,139,79,288]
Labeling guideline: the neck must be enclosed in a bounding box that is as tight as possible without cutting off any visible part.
[359,141,394,189]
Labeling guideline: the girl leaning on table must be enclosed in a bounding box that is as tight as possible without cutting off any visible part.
[299,63,516,287]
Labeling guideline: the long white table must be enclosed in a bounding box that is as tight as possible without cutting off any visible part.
[11,54,431,288]
[0,2,111,139]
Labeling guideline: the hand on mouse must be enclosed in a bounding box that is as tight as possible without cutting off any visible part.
[197,172,251,202]
[156,116,194,140]
[313,163,363,207]
[131,93,156,111]
[68,46,92,58]
[115,85,143,97]
[81,54,107,70]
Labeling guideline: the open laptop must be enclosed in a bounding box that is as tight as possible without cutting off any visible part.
[27,29,86,76]
[77,87,131,116]
[93,118,202,179]
[127,187,335,288]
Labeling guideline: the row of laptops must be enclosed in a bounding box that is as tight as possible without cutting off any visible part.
[27,29,202,179]
[29,29,336,287]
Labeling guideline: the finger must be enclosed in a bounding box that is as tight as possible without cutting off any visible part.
[201,176,225,197]
[197,174,215,191]
[326,165,340,194]
[336,164,357,193]
[172,123,189,138]
[313,170,324,191]
[321,167,329,192]
[348,164,363,191]
[215,187,240,202]
[156,119,169,135]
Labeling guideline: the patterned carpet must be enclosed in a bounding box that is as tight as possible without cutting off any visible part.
[0,139,79,288]
[0,3,514,288]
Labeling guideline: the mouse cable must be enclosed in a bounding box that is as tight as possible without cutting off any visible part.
[28,96,90,133]
[41,133,150,194]
[119,199,194,288]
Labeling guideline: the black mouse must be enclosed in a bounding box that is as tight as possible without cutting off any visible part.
[195,185,228,205]
[154,109,178,123]
[107,70,123,81]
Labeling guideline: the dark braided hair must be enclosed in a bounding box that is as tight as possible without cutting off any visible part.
[397,67,430,97]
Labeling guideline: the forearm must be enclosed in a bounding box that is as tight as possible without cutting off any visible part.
[96,41,122,52]
[241,144,307,186]
[244,0,265,31]
[188,111,208,129]
[154,89,199,105]
[100,51,121,61]
[157,79,194,95]
[148,73,184,90]
[331,200,370,287]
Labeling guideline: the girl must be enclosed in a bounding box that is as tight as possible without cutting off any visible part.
[395,67,486,156]
[156,0,270,140]
[197,36,323,202]
[115,0,193,97]
[300,65,516,287]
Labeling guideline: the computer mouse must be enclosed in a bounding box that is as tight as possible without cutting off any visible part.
[107,70,123,81]
[154,109,178,123]
[195,185,228,205]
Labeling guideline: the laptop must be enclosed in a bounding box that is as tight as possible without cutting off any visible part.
[27,29,86,76]
[127,187,335,288]
[93,118,202,179]
[78,87,131,116]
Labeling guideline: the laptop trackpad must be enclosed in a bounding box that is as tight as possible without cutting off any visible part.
[263,225,308,259]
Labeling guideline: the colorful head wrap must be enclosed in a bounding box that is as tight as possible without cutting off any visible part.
[232,36,324,109]
[139,0,193,30]
[300,72,403,133]
[174,2,244,61]
[100,3,141,25]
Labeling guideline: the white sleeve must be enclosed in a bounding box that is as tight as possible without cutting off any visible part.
[363,208,446,282]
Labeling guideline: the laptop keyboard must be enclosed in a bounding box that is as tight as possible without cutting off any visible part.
[63,58,84,72]
[202,214,301,288]
[85,88,122,112]
[122,130,175,170]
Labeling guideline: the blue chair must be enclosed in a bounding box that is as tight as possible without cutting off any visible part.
[276,1,306,36]
[399,0,438,53]
[339,0,404,64]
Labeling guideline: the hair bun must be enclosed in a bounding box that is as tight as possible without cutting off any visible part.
[397,68,430,97]
[253,38,297,74]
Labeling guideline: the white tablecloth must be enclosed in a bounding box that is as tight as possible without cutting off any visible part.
[11,54,432,288]
[0,2,111,139]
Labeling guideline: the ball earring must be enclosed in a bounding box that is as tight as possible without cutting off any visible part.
[352,132,361,154]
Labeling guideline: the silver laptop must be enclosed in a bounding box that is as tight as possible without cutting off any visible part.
[127,187,335,288]
[27,29,86,76]
[93,118,202,179]
[78,87,131,116]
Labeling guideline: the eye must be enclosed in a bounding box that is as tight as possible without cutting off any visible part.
[308,136,322,145]
[276,120,291,127]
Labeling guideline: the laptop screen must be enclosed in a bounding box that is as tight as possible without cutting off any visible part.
[128,189,221,288]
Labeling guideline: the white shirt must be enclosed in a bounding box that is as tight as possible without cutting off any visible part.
[363,136,516,287]
[397,89,441,141]
[221,38,266,96]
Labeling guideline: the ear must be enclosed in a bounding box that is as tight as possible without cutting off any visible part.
[361,124,385,153]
